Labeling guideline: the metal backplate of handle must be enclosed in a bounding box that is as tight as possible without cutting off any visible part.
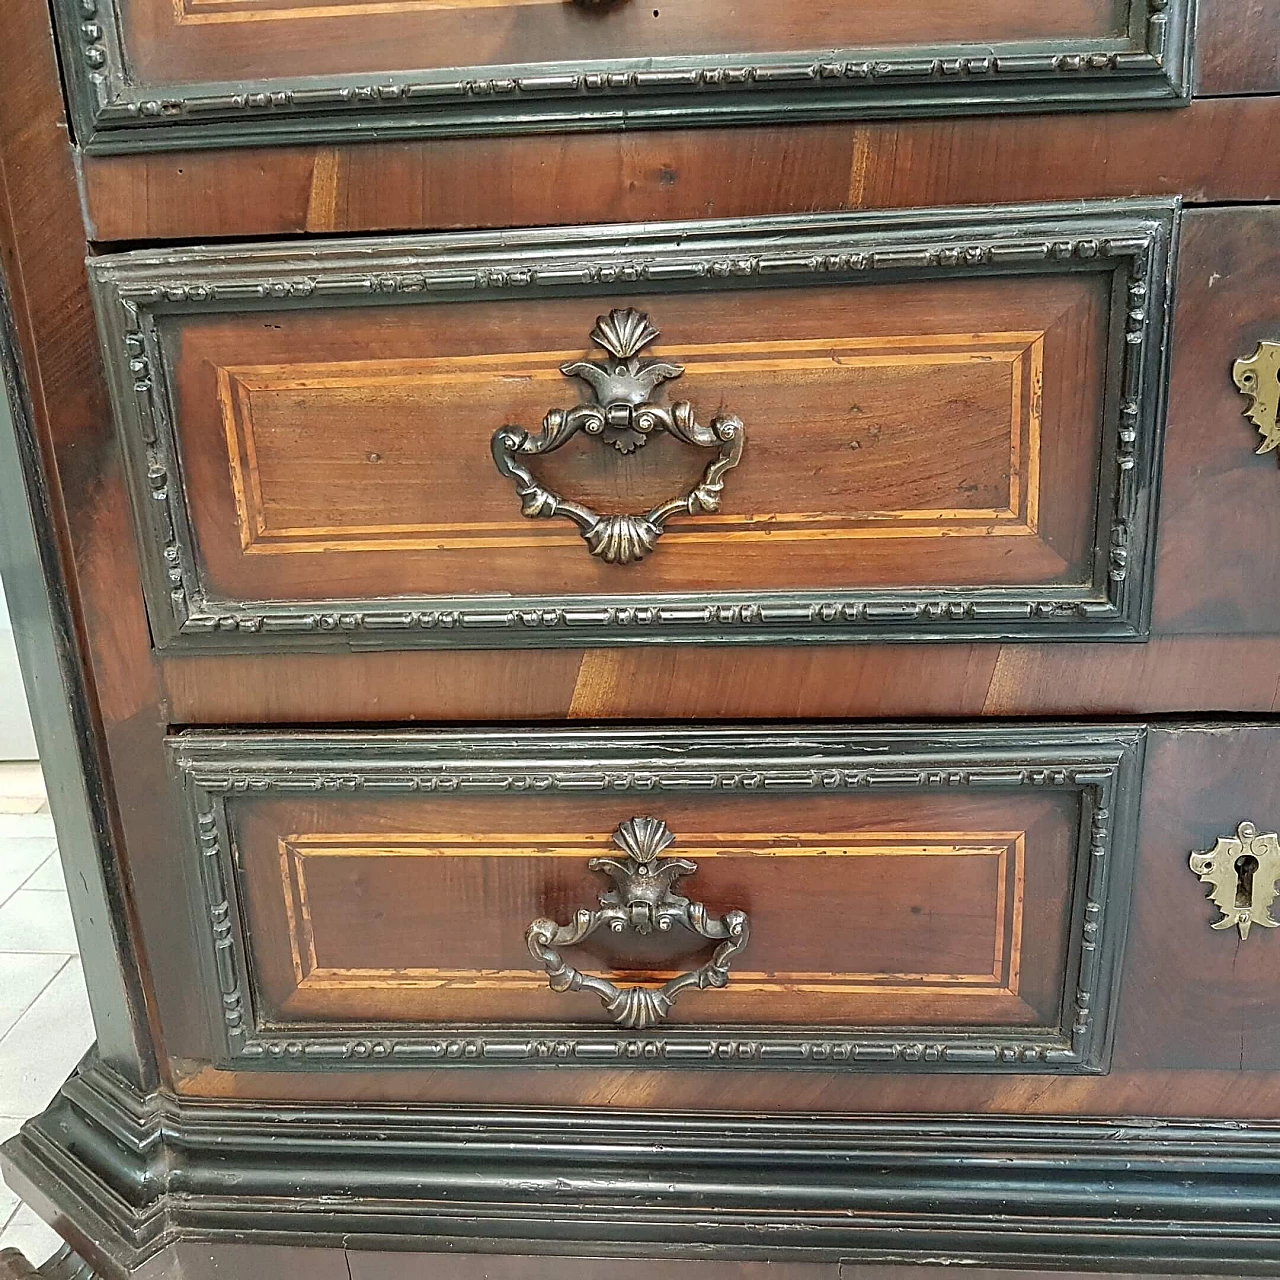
[525,816,750,1028]
[491,309,745,564]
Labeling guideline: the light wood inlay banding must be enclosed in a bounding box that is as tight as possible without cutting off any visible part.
[218,333,1044,556]
[277,830,1027,998]
[177,0,557,21]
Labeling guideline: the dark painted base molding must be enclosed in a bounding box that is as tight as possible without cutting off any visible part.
[6,1055,1280,1279]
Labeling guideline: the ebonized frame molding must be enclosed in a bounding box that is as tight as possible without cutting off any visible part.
[11,1053,1280,1279]
[168,723,1145,1074]
[56,0,1195,154]
[90,201,1179,653]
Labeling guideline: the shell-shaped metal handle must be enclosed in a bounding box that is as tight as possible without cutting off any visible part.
[525,816,750,1028]
[491,309,745,565]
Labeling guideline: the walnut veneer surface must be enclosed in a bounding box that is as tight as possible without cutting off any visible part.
[0,0,1279,1276]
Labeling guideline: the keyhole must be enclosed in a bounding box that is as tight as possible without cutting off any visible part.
[1235,853,1259,909]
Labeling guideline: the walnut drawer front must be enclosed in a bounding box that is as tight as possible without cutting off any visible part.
[92,201,1178,652]
[57,0,1196,154]
[169,723,1143,1074]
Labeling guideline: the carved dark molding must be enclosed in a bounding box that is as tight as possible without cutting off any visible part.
[52,0,1194,153]
[167,723,1145,1073]
[89,202,1179,653]
[13,1052,1280,1277]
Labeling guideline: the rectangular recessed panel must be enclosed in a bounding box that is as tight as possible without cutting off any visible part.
[90,205,1175,648]
[180,301,1065,599]
[254,826,1039,1026]
[215,333,1042,558]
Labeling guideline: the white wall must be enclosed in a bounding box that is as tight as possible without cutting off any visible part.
[0,574,37,760]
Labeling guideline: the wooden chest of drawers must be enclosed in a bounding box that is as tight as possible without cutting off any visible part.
[1,1,1280,1278]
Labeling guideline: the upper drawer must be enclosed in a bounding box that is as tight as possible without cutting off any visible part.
[58,0,1194,153]
[91,201,1176,652]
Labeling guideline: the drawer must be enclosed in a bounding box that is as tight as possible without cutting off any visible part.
[92,201,1177,651]
[1194,0,1280,96]
[169,723,1143,1073]
[57,0,1194,154]
[1155,205,1280,635]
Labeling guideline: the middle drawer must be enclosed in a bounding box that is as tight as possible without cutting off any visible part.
[91,200,1176,651]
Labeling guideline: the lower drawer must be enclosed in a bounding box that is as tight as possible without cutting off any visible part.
[170,724,1144,1074]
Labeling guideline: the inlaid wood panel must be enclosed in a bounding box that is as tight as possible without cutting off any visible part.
[170,724,1141,1072]
[91,202,1175,650]
[167,724,1280,1120]
[56,0,1192,153]
[149,206,1280,726]
[242,813,1057,1028]
[187,298,1064,593]
[211,327,1044,563]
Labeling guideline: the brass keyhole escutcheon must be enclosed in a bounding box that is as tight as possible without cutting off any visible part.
[1190,821,1280,939]
[1233,340,1280,464]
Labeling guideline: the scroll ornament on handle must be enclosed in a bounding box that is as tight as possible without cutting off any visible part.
[1190,821,1280,940]
[525,816,750,1028]
[491,309,745,564]
[1233,340,1280,465]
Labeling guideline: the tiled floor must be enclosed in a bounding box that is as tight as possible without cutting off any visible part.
[0,778,94,1264]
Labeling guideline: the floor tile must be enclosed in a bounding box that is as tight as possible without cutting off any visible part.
[0,815,54,840]
[0,960,92,1118]
[0,1202,63,1265]
[0,798,42,816]
[0,765,46,817]
[0,954,65,1040]
[21,854,65,894]
[0,840,58,906]
[0,891,77,954]
[0,763,44,796]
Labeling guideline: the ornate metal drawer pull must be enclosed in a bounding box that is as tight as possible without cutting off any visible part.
[1190,820,1280,940]
[491,309,745,564]
[1233,341,1279,465]
[525,816,750,1028]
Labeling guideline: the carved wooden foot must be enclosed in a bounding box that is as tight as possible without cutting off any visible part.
[0,1248,96,1280]
[0,1249,39,1280]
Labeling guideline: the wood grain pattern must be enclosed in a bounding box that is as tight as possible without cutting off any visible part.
[160,637,1280,725]
[218,333,1042,555]
[277,833,1024,993]
[148,202,1280,723]
[9,0,1280,1252]
[169,280,1087,604]
[1152,206,1280,635]
[170,723,1280,1114]
[1194,0,1280,95]
[119,0,1122,84]
[232,786,1065,1028]
[0,0,213,1089]
[81,99,1280,244]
